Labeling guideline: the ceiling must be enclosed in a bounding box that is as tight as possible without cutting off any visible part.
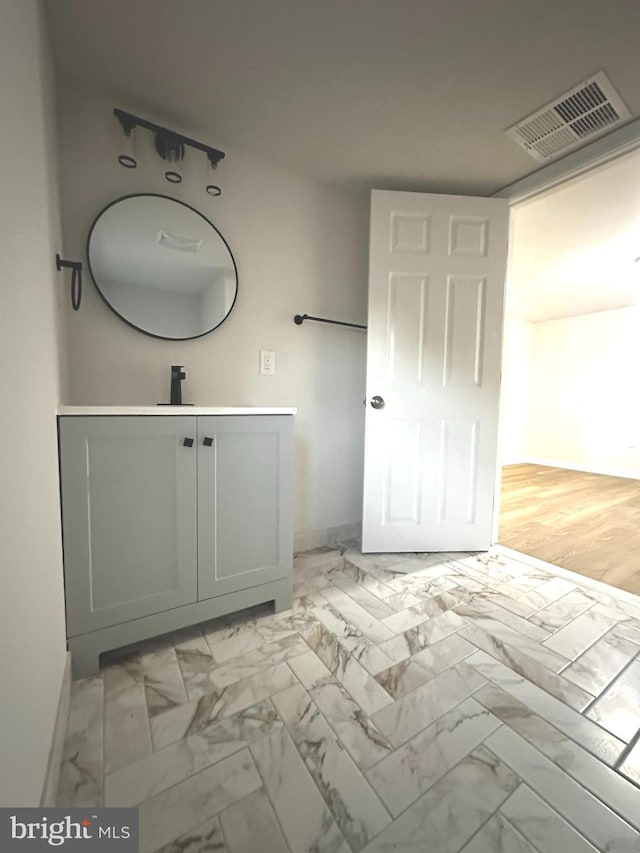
[45,0,640,195]
[508,149,640,322]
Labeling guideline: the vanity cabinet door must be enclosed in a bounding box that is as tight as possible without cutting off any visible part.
[59,416,198,636]
[197,415,294,601]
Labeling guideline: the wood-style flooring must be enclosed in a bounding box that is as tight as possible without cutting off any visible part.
[499,463,640,596]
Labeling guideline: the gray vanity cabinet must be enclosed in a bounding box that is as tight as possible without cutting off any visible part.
[59,416,198,635]
[58,413,294,676]
[196,416,293,600]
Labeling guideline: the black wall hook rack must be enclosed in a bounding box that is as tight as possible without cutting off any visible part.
[294,313,367,330]
[56,254,83,311]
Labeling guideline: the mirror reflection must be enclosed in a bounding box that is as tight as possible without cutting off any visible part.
[87,194,238,340]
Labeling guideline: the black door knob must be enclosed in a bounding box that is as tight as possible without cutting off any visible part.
[370,395,385,410]
[203,436,214,447]
[183,437,194,447]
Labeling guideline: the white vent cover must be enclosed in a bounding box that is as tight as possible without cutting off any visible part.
[506,71,630,163]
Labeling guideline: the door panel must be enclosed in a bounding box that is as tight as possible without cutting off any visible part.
[363,190,509,552]
[197,416,293,599]
[59,416,198,636]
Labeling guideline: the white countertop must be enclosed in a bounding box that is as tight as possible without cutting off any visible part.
[58,406,297,416]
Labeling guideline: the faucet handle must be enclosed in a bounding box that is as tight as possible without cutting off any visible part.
[171,364,186,379]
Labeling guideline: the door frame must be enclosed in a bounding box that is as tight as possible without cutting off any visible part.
[490,116,640,545]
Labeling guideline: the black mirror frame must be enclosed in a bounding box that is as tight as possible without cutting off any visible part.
[86,192,239,341]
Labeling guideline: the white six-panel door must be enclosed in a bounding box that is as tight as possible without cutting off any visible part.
[362,190,509,552]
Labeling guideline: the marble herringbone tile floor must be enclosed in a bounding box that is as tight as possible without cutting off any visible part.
[57,546,640,852]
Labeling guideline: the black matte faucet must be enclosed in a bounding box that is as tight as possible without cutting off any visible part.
[170,365,186,405]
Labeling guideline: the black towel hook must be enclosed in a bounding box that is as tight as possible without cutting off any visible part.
[56,254,83,311]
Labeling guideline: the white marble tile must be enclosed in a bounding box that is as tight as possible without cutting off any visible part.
[307,602,395,675]
[377,610,468,665]
[461,586,538,619]
[293,547,344,572]
[454,597,550,642]
[458,613,570,674]
[507,577,576,615]
[328,560,396,601]
[497,571,554,594]
[410,631,476,674]
[528,590,597,634]
[309,679,392,769]
[618,740,640,787]
[460,811,538,853]
[586,659,640,741]
[381,588,463,634]
[380,589,425,611]
[273,683,391,850]
[102,653,144,705]
[474,683,640,833]
[149,662,297,750]
[327,571,396,619]
[562,628,639,697]
[361,745,519,853]
[302,621,394,714]
[466,650,625,765]
[205,620,298,664]
[250,726,349,853]
[616,621,640,646]
[381,554,456,577]
[449,570,492,594]
[287,648,333,690]
[105,698,281,806]
[219,789,289,853]
[371,661,486,747]
[384,573,459,599]
[577,588,640,624]
[542,604,619,660]
[499,785,598,853]
[190,634,308,697]
[460,623,592,710]
[374,633,475,699]
[139,642,188,718]
[485,725,640,852]
[342,550,413,586]
[57,543,640,853]
[102,658,152,775]
[56,675,103,807]
[138,749,261,853]
[374,656,435,699]
[174,629,218,700]
[153,816,226,853]
[318,585,395,643]
[447,552,525,584]
[367,697,501,816]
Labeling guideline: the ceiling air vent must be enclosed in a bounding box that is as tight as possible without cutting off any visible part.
[506,71,631,163]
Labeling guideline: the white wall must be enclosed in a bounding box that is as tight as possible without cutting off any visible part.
[57,83,369,546]
[526,307,640,477]
[0,0,68,806]
[499,316,534,463]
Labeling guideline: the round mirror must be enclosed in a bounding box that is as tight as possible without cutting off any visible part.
[87,194,238,340]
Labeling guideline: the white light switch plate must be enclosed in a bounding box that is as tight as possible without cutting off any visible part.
[260,350,276,375]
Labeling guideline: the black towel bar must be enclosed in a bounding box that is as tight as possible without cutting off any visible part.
[293,313,366,330]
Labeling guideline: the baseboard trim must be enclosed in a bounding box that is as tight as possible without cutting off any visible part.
[40,651,71,807]
[294,521,362,554]
[495,545,640,608]
[518,456,640,481]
